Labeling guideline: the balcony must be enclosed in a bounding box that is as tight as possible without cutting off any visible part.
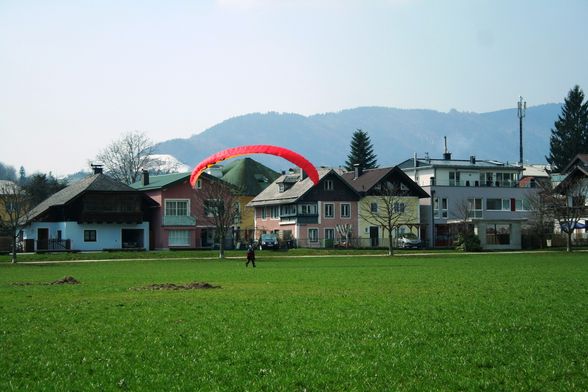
[433,180,518,188]
[163,215,196,226]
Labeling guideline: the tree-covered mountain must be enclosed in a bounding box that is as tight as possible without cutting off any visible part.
[155,104,562,172]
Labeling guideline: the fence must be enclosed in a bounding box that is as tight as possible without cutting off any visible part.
[294,237,404,249]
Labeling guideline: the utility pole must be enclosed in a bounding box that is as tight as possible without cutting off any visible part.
[517,96,526,166]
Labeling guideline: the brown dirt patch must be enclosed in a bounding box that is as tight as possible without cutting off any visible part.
[12,276,80,286]
[51,276,80,285]
[136,282,221,291]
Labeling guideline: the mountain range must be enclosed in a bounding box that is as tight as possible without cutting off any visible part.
[154,104,562,172]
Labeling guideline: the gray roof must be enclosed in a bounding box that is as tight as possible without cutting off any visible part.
[398,157,522,170]
[248,168,334,207]
[340,166,429,198]
[27,174,139,221]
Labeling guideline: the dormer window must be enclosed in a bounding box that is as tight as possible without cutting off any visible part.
[279,183,285,193]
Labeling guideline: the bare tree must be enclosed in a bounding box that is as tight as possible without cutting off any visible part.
[550,175,588,252]
[195,178,242,259]
[453,199,473,234]
[95,131,155,184]
[526,184,555,249]
[0,181,31,263]
[451,199,482,251]
[359,184,418,256]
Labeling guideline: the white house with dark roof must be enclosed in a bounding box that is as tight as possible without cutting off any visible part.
[398,153,539,250]
[22,168,156,251]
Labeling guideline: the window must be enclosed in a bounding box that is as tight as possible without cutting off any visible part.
[393,202,406,213]
[324,203,334,218]
[270,206,280,219]
[325,228,335,240]
[280,205,296,217]
[324,180,334,191]
[300,204,317,215]
[434,197,448,218]
[168,230,190,246]
[308,228,319,242]
[84,230,96,242]
[261,207,267,219]
[196,179,202,189]
[370,202,378,213]
[234,202,241,224]
[449,171,461,186]
[468,198,483,218]
[486,198,510,211]
[340,203,351,218]
[486,224,510,245]
[165,200,189,216]
[515,199,531,211]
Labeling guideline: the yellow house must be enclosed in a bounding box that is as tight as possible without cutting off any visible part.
[218,158,280,245]
[340,166,429,248]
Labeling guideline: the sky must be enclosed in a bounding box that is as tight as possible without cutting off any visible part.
[1,0,587,176]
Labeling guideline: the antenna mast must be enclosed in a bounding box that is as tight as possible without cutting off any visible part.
[517,96,526,166]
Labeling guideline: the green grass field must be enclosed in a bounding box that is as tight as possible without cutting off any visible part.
[1,252,587,391]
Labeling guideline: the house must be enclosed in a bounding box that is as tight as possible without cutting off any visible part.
[552,153,588,242]
[21,168,156,251]
[398,153,538,250]
[518,164,551,188]
[248,168,360,247]
[209,158,280,244]
[339,166,429,247]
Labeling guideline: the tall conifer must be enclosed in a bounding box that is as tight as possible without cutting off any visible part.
[546,85,588,172]
[344,129,378,171]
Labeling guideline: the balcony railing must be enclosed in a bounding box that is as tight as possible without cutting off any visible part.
[441,180,518,188]
[163,215,196,226]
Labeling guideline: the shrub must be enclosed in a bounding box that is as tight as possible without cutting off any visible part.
[454,233,482,252]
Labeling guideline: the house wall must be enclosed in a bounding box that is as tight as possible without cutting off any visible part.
[419,185,537,249]
[145,178,224,249]
[356,196,421,242]
[475,220,522,250]
[23,221,149,251]
[254,200,359,246]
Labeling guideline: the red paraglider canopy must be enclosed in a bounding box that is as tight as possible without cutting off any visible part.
[190,145,319,188]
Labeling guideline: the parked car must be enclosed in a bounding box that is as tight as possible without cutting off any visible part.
[258,233,279,250]
[398,233,421,248]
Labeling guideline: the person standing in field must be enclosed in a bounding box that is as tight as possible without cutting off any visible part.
[246,243,256,267]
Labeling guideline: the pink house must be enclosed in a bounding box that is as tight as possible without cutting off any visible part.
[248,168,360,247]
[131,171,221,249]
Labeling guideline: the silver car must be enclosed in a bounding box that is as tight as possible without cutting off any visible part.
[398,233,421,248]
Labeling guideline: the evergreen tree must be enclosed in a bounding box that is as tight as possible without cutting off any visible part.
[18,166,26,185]
[546,85,588,172]
[344,129,378,171]
[22,173,68,206]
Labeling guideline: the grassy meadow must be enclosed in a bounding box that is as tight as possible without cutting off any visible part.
[1,252,587,391]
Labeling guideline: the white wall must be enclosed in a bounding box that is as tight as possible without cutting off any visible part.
[23,221,149,251]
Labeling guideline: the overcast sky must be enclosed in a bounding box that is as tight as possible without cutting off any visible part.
[1,0,587,175]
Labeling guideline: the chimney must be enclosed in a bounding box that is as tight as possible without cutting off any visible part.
[353,164,363,180]
[443,136,452,160]
[470,155,476,165]
[91,164,103,175]
[300,169,307,181]
[142,170,150,186]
